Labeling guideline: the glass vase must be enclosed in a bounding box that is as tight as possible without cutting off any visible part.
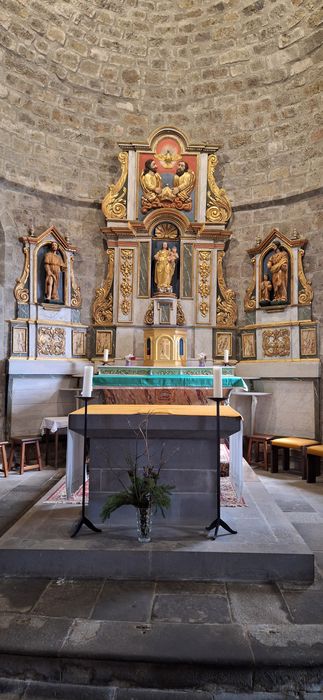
[136,505,152,543]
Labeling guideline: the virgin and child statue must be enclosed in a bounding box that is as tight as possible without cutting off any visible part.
[154,241,179,295]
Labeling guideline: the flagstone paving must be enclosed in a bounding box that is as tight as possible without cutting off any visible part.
[0,467,323,697]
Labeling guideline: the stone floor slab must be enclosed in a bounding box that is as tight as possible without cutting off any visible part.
[32,579,103,619]
[0,577,50,613]
[152,592,231,624]
[91,581,155,622]
[227,583,291,624]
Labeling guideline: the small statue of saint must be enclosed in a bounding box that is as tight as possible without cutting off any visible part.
[260,274,272,304]
[154,242,179,294]
[266,244,289,303]
[44,242,66,302]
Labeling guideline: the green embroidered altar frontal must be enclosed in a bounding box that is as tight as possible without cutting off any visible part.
[93,373,248,390]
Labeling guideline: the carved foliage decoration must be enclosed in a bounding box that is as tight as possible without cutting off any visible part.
[262,328,290,357]
[14,243,30,303]
[244,257,256,312]
[70,256,82,308]
[92,248,115,325]
[154,223,179,239]
[176,301,186,326]
[119,248,134,317]
[144,301,154,325]
[198,251,211,318]
[206,154,232,224]
[37,327,65,355]
[298,249,313,305]
[216,252,237,327]
[102,152,128,220]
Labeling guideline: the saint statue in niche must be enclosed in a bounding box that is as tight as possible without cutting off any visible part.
[266,244,289,303]
[44,242,66,302]
[260,243,289,306]
[154,241,179,294]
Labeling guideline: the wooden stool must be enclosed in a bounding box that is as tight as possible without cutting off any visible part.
[271,437,318,479]
[8,437,43,474]
[0,441,9,477]
[306,444,323,483]
[247,434,275,471]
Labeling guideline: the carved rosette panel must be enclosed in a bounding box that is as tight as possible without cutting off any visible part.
[262,328,290,357]
[144,301,154,325]
[14,243,30,303]
[37,327,66,356]
[70,256,82,308]
[118,248,134,322]
[244,257,256,312]
[176,301,186,326]
[92,249,115,325]
[216,252,237,327]
[102,152,128,220]
[206,154,232,224]
[197,250,211,323]
[298,249,313,305]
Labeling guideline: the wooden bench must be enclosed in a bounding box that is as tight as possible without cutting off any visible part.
[0,441,9,477]
[8,437,43,474]
[306,444,323,483]
[271,437,318,479]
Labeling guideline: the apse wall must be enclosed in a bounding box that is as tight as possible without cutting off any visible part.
[0,0,322,432]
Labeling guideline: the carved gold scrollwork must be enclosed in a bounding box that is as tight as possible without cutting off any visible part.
[92,249,115,325]
[70,257,81,308]
[244,257,256,311]
[216,251,237,327]
[144,301,154,325]
[206,154,232,224]
[198,251,211,318]
[262,328,290,357]
[14,244,30,303]
[37,327,66,355]
[176,301,186,326]
[120,248,133,316]
[298,249,313,305]
[102,152,128,220]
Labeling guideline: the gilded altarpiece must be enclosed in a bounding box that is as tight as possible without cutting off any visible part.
[10,225,86,361]
[241,228,317,362]
[96,126,236,365]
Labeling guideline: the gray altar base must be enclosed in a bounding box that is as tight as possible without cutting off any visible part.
[69,410,241,526]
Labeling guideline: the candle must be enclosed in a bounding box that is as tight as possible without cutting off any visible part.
[103,349,109,362]
[212,366,223,398]
[223,349,229,364]
[81,365,93,397]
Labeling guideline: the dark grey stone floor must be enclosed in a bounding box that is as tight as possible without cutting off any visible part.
[1,467,323,697]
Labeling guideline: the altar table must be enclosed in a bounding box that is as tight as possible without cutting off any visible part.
[68,404,242,525]
[93,372,248,406]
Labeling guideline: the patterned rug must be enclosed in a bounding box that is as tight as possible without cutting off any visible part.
[45,475,246,507]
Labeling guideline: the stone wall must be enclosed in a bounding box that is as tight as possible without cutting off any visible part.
[0,0,322,436]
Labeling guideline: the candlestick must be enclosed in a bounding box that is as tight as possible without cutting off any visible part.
[212,366,222,398]
[81,366,93,397]
[103,349,109,363]
[223,349,229,364]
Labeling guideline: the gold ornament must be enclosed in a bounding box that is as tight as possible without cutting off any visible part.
[14,244,30,303]
[154,223,179,239]
[92,248,115,325]
[144,301,154,325]
[37,327,66,355]
[102,152,128,220]
[120,249,133,317]
[262,328,290,357]
[198,251,211,318]
[298,249,313,305]
[70,256,81,308]
[206,154,232,224]
[244,257,256,311]
[216,252,237,326]
[176,301,186,326]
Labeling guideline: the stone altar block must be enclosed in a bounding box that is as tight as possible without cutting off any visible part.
[69,404,241,527]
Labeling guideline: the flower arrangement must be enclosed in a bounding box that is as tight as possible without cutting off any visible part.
[198,352,207,367]
[100,417,175,523]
